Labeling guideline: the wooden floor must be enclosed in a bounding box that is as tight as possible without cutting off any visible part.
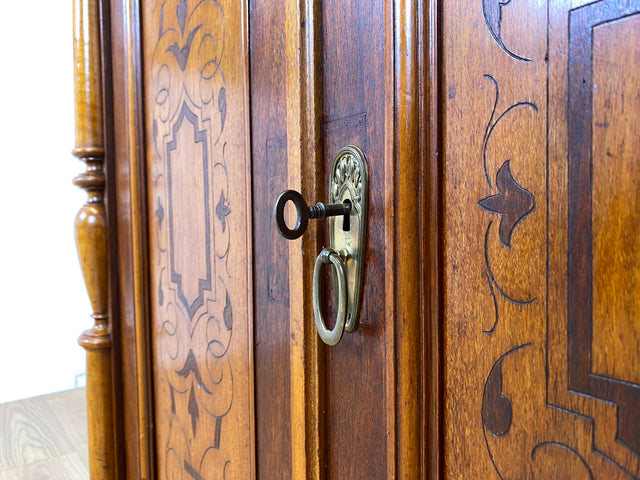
[0,388,88,479]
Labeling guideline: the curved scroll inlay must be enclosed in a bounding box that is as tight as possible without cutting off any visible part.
[482,0,532,62]
[479,75,537,335]
[148,0,253,477]
[482,344,531,438]
[532,442,596,480]
[482,344,531,477]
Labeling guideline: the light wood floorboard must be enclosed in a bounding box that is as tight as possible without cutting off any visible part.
[0,388,88,479]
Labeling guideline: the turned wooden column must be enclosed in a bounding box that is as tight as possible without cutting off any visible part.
[72,0,115,478]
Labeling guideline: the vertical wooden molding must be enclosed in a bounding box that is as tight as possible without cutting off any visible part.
[393,0,427,476]
[285,0,324,477]
[424,1,442,477]
[108,0,154,476]
[73,0,115,478]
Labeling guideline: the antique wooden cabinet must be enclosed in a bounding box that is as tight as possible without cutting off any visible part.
[72,0,640,478]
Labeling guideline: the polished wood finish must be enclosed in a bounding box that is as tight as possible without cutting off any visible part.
[441,0,640,477]
[100,0,431,477]
[249,0,294,476]
[591,14,640,384]
[72,0,116,477]
[393,0,428,475]
[283,0,324,477]
[253,0,430,476]
[78,0,639,477]
[107,0,154,477]
[140,0,255,477]
[424,1,442,478]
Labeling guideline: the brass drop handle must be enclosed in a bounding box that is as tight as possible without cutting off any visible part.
[274,190,352,240]
[313,248,348,345]
[273,146,369,346]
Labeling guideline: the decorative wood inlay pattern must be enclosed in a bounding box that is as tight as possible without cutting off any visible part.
[479,161,535,249]
[566,1,640,458]
[478,74,537,335]
[445,0,640,477]
[144,0,253,477]
[72,0,115,478]
[481,0,532,62]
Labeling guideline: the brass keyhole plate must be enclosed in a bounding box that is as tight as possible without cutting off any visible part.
[328,145,368,333]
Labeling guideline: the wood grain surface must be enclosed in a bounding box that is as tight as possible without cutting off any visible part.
[252,0,430,477]
[141,0,255,477]
[0,389,88,480]
[107,0,155,476]
[591,13,640,386]
[249,0,293,477]
[441,0,640,477]
[72,0,116,477]
[88,0,640,477]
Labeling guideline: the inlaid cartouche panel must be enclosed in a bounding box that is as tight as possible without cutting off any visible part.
[143,0,253,477]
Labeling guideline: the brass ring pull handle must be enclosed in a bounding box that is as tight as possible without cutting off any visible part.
[273,145,368,346]
[313,248,348,346]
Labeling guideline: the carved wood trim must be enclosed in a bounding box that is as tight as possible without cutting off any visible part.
[284,0,324,477]
[423,0,443,477]
[72,0,116,478]
[392,0,423,476]
[108,0,155,477]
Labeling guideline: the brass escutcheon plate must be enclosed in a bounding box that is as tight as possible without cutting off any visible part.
[328,145,368,333]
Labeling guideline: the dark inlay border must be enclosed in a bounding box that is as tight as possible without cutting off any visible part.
[167,101,213,321]
[567,0,640,456]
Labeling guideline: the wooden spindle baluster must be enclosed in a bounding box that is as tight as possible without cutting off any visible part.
[72,0,115,478]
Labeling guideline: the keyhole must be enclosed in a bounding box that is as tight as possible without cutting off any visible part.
[342,199,352,231]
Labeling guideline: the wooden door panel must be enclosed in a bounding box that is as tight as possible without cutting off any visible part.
[248,1,293,476]
[443,0,640,477]
[141,0,254,477]
[566,3,640,457]
[320,0,389,477]
[590,13,640,387]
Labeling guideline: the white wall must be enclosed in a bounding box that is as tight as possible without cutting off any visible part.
[0,3,90,403]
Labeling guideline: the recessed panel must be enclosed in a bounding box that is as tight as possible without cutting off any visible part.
[591,13,640,385]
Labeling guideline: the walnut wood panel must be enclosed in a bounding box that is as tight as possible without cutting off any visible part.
[591,13,640,386]
[442,0,640,477]
[101,0,429,477]
[591,14,640,386]
[279,0,428,477]
[319,0,388,477]
[245,0,429,477]
[566,2,640,461]
[248,0,292,476]
[141,0,254,478]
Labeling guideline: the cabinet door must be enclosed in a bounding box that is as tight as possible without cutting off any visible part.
[248,0,427,476]
[441,0,640,477]
[113,0,427,478]
[84,0,639,477]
